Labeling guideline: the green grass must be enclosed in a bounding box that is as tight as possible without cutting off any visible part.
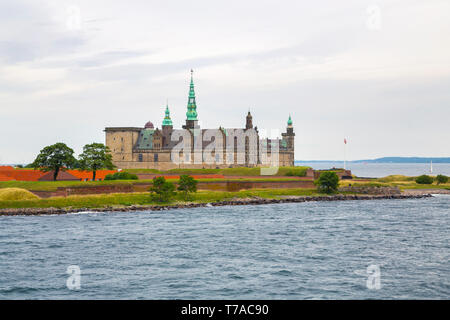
[376,175,416,183]
[278,166,309,177]
[0,176,308,192]
[121,169,163,174]
[0,188,321,209]
[123,166,310,177]
[0,180,137,191]
[340,176,450,190]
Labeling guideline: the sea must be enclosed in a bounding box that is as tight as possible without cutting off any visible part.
[296,162,450,178]
[0,196,449,299]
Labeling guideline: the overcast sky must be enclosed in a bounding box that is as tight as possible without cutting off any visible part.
[0,0,449,163]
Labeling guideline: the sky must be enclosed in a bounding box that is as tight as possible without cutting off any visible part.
[0,0,449,163]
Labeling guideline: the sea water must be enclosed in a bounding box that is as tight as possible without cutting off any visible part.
[0,196,449,299]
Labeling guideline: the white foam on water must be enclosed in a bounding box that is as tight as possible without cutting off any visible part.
[69,211,98,215]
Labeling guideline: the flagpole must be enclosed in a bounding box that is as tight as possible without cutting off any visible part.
[344,138,347,170]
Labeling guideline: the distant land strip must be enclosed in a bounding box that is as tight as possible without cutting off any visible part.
[296,157,450,163]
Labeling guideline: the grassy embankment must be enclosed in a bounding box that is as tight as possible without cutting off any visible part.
[123,166,309,176]
[0,188,321,210]
[0,177,305,192]
[340,175,450,190]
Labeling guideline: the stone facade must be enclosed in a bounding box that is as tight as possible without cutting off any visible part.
[105,71,295,170]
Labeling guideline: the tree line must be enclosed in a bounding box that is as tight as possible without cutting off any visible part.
[30,142,114,181]
[29,142,200,202]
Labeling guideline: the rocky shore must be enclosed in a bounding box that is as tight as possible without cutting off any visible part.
[0,193,433,216]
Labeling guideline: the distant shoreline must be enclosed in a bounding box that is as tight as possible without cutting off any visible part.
[296,157,450,164]
[0,193,436,216]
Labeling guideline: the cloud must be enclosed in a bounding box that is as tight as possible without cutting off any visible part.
[0,0,87,64]
[0,0,449,163]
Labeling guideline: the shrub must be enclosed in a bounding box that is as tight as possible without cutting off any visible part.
[315,171,339,193]
[284,168,307,177]
[149,177,176,202]
[177,175,198,200]
[104,172,138,180]
[415,175,434,184]
[436,174,448,184]
[278,166,308,177]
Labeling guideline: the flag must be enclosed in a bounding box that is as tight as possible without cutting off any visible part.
[344,138,347,144]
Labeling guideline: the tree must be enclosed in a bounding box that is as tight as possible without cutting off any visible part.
[436,174,448,185]
[149,177,176,202]
[79,143,115,181]
[415,175,434,184]
[315,171,339,193]
[177,175,198,200]
[32,143,77,181]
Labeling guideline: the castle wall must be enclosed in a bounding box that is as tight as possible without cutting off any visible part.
[105,128,140,164]
[105,126,295,170]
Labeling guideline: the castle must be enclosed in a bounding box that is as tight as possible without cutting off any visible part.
[105,71,295,170]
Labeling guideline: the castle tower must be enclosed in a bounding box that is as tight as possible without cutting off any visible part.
[162,102,173,147]
[183,69,199,129]
[245,111,253,129]
[162,103,173,127]
[282,114,295,150]
[287,115,294,135]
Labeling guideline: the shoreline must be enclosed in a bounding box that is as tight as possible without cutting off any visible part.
[0,193,435,216]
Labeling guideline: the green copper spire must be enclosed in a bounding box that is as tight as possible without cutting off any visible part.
[287,114,293,126]
[162,102,173,126]
[186,69,198,121]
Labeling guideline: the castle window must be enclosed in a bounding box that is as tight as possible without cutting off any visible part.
[154,154,158,162]
[138,154,143,162]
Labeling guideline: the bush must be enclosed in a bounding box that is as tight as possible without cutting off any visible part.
[315,171,339,193]
[436,174,448,184]
[104,172,138,180]
[415,175,434,184]
[149,177,176,202]
[284,168,307,177]
[177,175,198,200]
